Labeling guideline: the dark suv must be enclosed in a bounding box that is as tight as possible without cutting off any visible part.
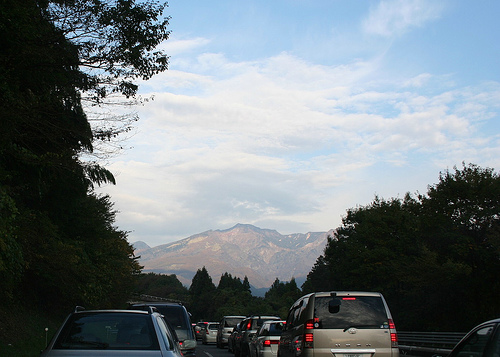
[234,315,281,357]
[131,302,196,357]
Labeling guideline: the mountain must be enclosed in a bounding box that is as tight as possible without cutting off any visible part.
[133,223,332,289]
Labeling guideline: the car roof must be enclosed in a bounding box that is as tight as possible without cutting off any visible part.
[223,315,246,318]
[74,309,151,315]
[313,291,383,297]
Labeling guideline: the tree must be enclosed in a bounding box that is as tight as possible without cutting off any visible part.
[0,0,170,316]
[135,272,189,302]
[419,163,500,328]
[189,267,217,321]
[303,164,500,331]
[264,278,301,318]
[46,0,170,158]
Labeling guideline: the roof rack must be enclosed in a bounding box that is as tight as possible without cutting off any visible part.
[130,304,160,314]
[128,293,185,305]
[74,306,85,313]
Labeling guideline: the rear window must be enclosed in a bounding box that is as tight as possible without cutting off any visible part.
[314,296,389,329]
[268,322,286,336]
[54,312,160,350]
[252,317,279,329]
[224,317,244,327]
[154,305,192,340]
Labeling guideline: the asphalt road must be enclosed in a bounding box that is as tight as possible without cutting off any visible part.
[196,340,234,357]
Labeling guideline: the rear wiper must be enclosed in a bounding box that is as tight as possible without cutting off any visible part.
[73,340,109,349]
[343,325,381,332]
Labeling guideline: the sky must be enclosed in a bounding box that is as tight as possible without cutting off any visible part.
[97,0,500,247]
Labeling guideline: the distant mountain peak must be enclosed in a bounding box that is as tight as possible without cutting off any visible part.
[136,224,332,289]
[132,241,151,251]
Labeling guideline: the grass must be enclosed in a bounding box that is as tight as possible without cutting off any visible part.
[0,303,63,357]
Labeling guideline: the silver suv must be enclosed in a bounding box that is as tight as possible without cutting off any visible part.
[217,315,246,348]
[41,306,182,356]
[279,291,399,357]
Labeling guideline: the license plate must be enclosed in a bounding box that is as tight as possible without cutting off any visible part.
[344,354,363,357]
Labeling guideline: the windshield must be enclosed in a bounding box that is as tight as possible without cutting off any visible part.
[314,296,389,329]
[54,312,160,350]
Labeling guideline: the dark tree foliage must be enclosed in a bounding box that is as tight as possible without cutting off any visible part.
[418,164,500,329]
[264,278,302,318]
[303,164,500,331]
[183,268,292,322]
[46,0,170,102]
[134,272,190,302]
[0,0,169,319]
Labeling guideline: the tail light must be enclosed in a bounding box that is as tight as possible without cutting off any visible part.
[388,319,398,347]
[303,318,318,349]
[263,340,279,347]
[247,320,252,330]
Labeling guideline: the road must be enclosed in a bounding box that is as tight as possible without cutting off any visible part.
[196,340,234,357]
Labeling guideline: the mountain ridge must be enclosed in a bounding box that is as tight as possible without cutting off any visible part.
[133,224,332,289]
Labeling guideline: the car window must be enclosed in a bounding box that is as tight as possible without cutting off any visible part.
[155,306,191,340]
[225,318,245,327]
[268,322,285,336]
[488,326,500,357]
[53,312,160,350]
[157,316,176,350]
[314,296,388,329]
[454,325,496,357]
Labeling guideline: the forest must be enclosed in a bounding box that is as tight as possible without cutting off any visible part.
[0,0,499,355]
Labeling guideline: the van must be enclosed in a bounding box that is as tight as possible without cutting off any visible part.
[279,292,399,357]
[131,302,197,357]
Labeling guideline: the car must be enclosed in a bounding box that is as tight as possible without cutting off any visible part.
[234,315,281,357]
[278,291,399,357]
[202,322,220,344]
[228,322,243,353]
[195,321,208,341]
[40,306,182,356]
[131,302,197,357]
[445,317,500,357]
[217,315,246,348]
[249,320,286,357]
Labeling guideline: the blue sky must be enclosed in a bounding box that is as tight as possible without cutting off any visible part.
[97,0,500,247]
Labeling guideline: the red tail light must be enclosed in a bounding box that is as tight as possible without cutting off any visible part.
[388,319,398,347]
[247,320,252,330]
[305,318,318,330]
[303,318,318,348]
[263,340,278,347]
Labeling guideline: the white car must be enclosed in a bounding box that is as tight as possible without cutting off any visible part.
[249,320,286,357]
[40,306,182,356]
[202,322,220,344]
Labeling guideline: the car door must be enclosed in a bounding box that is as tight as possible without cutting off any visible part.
[449,322,499,357]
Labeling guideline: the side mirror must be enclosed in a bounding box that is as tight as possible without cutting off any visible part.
[329,298,341,313]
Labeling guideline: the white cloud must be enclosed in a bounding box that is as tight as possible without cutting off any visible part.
[363,0,444,37]
[99,50,500,246]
